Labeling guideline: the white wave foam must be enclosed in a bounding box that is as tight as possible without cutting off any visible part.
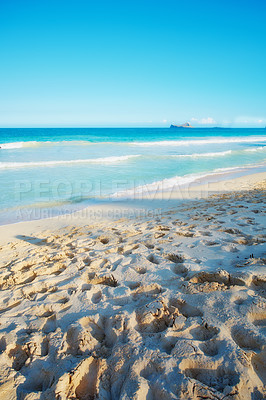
[27,140,92,147]
[111,161,266,199]
[131,136,266,147]
[0,140,93,149]
[172,150,232,158]
[2,137,266,150]
[110,172,211,198]
[244,146,266,152]
[0,141,39,149]
[0,155,140,169]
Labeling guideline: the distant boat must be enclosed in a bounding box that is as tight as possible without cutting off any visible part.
[170,122,193,129]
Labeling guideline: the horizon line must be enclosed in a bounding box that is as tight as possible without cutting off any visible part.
[0,126,265,129]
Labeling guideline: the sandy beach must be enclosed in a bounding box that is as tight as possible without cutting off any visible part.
[0,172,265,399]
[1,0,266,397]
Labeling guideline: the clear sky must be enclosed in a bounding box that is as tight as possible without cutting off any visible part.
[0,0,265,127]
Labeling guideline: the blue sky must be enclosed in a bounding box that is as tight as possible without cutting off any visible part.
[0,0,265,127]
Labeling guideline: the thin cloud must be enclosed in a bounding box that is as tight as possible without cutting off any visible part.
[191,117,216,125]
[235,116,266,125]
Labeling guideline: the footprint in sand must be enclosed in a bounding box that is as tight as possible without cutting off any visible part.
[87,272,118,287]
[252,347,266,385]
[98,236,110,244]
[61,324,99,356]
[180,362,240,395]
[231,325,263,351]
[7,344,29,371]
[92,290,102,304]
[247,307,266,335]
[252,275,266,298]
[147,254,160,265]
[190,323,219,341]
[126,281,141,290]
[131,284,163,305]
[17,361,55,394]
[169,299,203,318]
[42,314,57,334]
[165,253,184,263]
[185,270,247,294]
[136,298,177,333]
[55,357,106,400]
[134,266,147,275]
[170,263,188,277]
[0,298,22,314]
[199,338,222,356]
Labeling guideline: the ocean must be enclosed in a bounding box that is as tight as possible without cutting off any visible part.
[0,127,266,224]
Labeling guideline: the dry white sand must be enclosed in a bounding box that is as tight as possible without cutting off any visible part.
[0,173,265,399]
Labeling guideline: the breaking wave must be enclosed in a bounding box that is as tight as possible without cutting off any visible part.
[131,137,266,147]
[171,150,232,158]
[0,155,140,169]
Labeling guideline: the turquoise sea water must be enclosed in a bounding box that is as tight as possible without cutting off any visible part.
[0,128,266,224]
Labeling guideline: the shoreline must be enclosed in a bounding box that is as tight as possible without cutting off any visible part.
[145,170,266,200]
[0,169,266,243]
